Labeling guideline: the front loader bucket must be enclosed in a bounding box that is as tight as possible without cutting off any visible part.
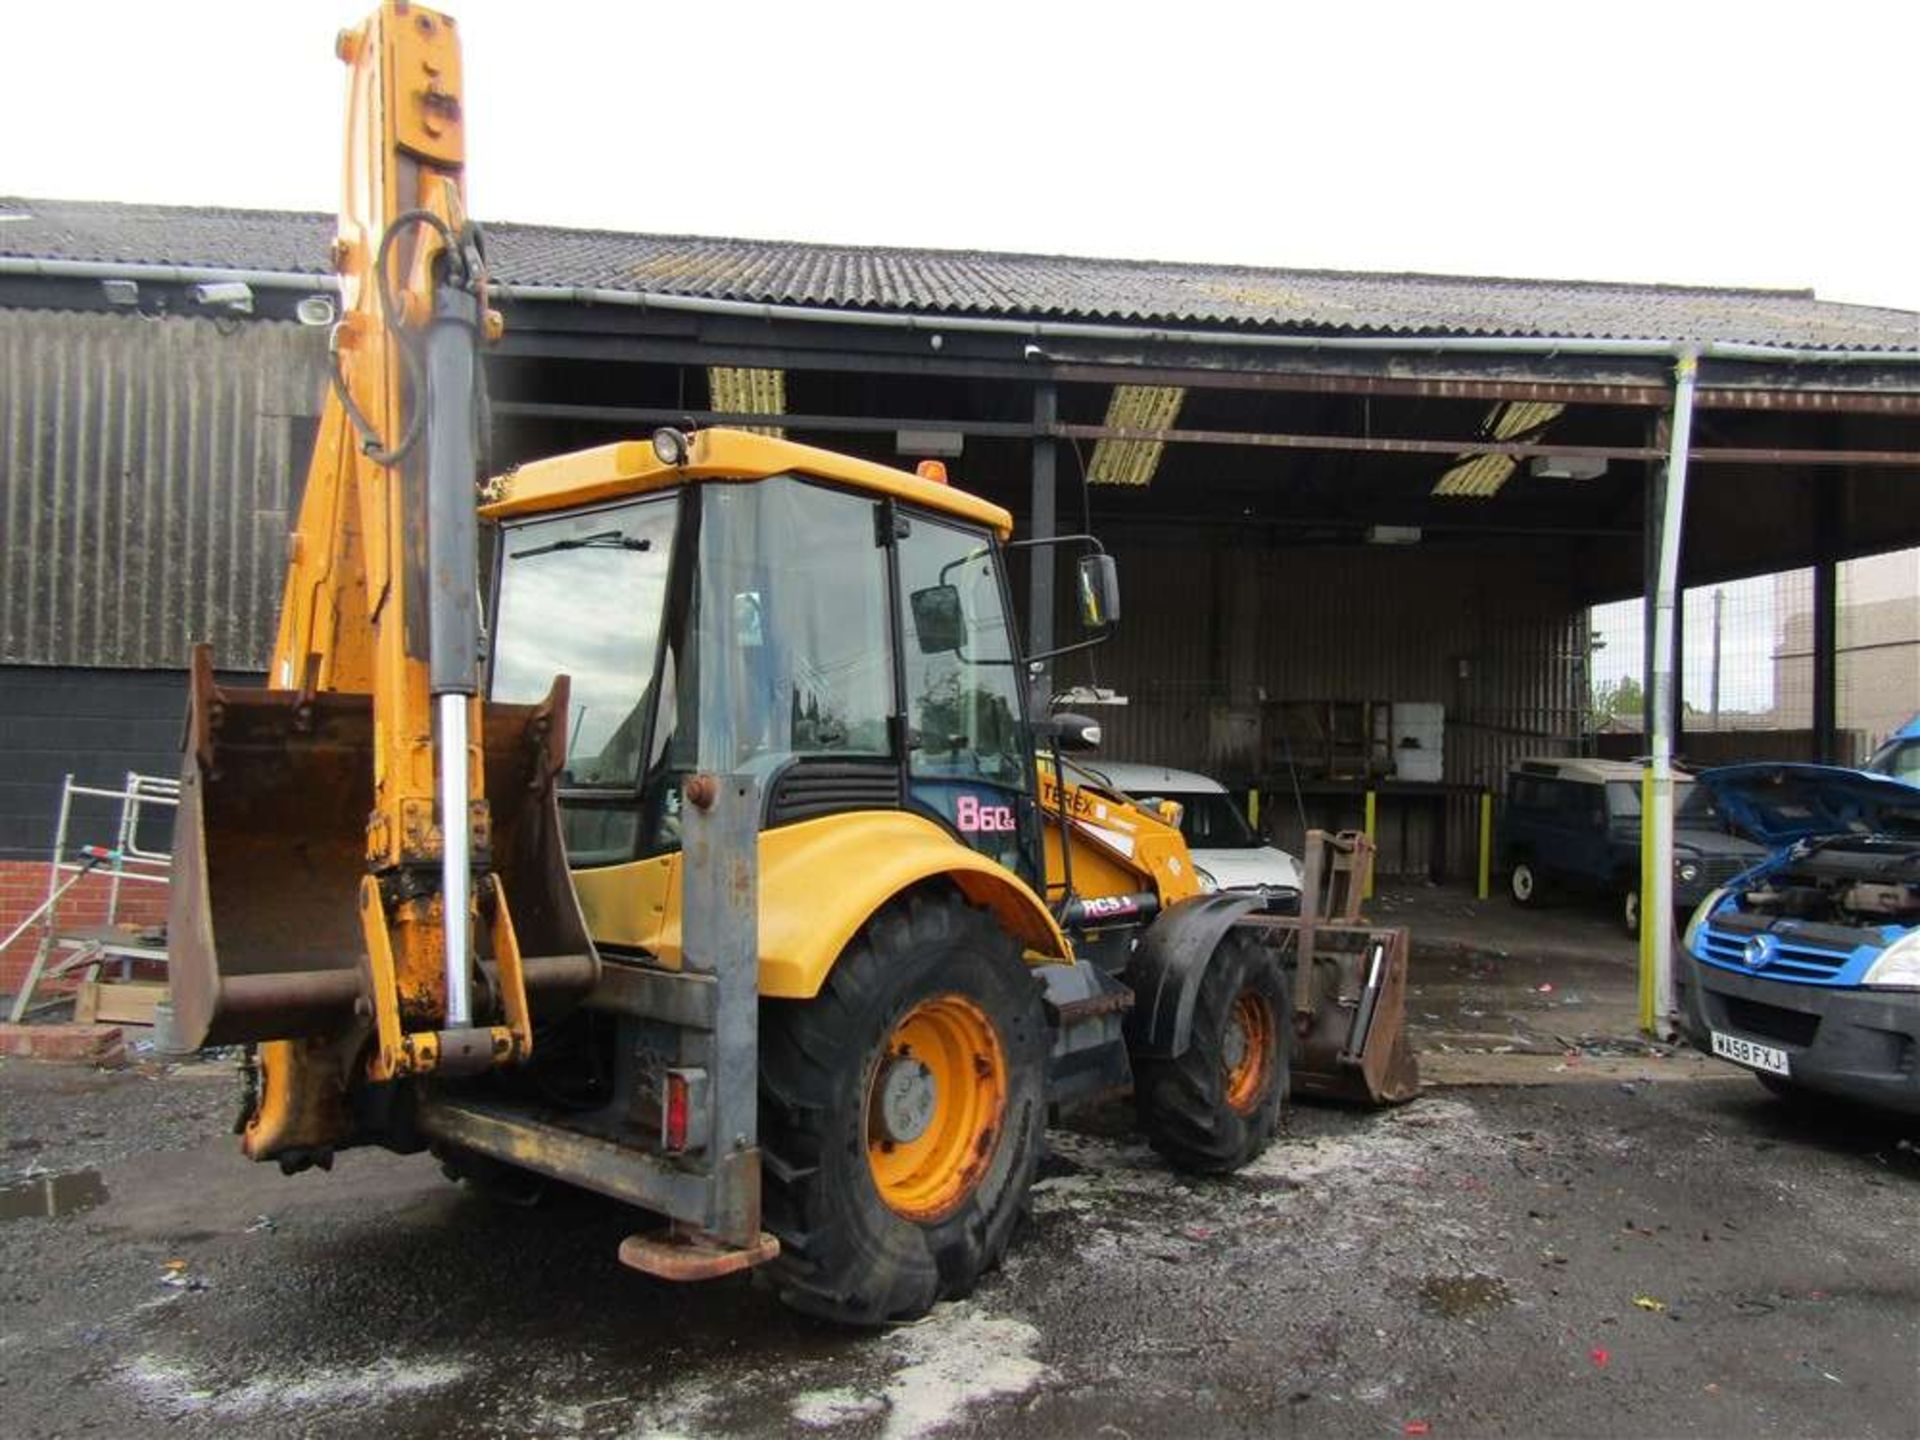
[1258,919,1420,1106]
[168,650,596,1052]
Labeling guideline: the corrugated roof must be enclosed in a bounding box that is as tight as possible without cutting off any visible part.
[4,196,1918,352]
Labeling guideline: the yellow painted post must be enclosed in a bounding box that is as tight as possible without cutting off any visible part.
[1247,788,1260,831]
[1363,789,1377,899]
[1477,791,1493,900]
[1638,766,1657,1034]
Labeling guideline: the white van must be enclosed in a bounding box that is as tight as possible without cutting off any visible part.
[1079,761,1303,905]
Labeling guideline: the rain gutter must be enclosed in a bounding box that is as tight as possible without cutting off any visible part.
[4,256,1919,366]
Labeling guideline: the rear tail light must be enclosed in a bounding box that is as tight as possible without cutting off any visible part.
[663,1071,690,1152]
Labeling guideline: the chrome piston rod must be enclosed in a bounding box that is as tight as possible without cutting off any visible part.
[438,693,472,1027]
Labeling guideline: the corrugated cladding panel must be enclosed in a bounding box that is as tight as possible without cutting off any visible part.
[1,311,325,669]
[1052,539,1584,874]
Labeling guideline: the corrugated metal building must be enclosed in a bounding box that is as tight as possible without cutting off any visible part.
[3,197,1917,892]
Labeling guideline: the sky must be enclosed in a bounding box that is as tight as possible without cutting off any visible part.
[5,0,1919,312]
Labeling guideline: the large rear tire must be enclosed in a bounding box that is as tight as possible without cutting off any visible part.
[1132,931,1288,1174]
[758,889,1046,1325]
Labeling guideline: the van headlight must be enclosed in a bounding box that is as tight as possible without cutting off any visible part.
[1861,930,1920,990]
[1195,867,1218,894]
[1682,887,1727,954]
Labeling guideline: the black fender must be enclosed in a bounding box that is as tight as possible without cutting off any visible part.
[1123,892,1264,1059]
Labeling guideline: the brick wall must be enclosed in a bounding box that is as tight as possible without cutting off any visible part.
[0,860,168,999]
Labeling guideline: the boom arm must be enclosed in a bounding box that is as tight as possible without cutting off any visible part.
[280,0,496,1073]
[168,3,595,1160]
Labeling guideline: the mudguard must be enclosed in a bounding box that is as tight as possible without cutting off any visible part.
[1124,892,1264,1059]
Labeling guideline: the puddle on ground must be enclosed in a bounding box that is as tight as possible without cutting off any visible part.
[1417,1273,1511,1317]
[0,1169,109,1222]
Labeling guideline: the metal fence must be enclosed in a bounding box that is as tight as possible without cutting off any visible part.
[1587,546,1919,761]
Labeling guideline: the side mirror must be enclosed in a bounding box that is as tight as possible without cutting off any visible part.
[1049,711,1102,753]
[1076,554,1121,629]
[909,583,966,654]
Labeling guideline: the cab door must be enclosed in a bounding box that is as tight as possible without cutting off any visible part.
[893,512,1040,886]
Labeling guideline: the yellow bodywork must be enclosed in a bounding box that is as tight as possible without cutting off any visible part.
[575,811,1069,998]
[482,430,1013,539]
[266,0,504,1077]
[1037,760,1204,910]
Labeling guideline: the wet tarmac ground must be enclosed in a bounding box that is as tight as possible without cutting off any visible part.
[2,1053,1916,1439]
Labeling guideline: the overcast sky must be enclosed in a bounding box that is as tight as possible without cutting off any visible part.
[6,0,1918,312]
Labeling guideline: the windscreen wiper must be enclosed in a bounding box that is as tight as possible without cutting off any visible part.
[510,530,653,559]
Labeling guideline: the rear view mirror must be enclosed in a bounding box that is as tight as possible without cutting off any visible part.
[1076,554,1120,629]
[1050,712,1102,753]
[909,583,966,654]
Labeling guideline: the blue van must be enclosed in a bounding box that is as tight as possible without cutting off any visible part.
[1865,712,1920,783]
[1676,764,1920,1114]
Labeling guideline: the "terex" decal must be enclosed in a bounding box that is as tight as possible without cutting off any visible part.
[955,795,1019,833]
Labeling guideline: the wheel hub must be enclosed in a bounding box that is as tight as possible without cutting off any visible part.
[874,1054,938,1144]
[1222,989,1275,1115]
[1221,1018,1250,1072]
[865,993,1009,1222]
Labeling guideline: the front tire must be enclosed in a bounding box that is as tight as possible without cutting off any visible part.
[1132,931,1288,1174]
[1622,888,1641,937]
[1509,860,1541,907]
[758,889,1046,1325]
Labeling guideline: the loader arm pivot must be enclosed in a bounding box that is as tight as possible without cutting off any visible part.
[168,2,595,1159]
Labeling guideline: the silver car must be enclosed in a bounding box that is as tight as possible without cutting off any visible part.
[1080,761,1303,905]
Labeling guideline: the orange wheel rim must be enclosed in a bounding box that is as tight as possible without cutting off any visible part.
[865,994,1007,1222]
[1222,989,1275,1114]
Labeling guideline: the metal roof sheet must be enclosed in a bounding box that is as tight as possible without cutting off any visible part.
[4,197,1917,352]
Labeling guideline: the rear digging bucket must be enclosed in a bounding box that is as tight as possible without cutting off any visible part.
[168,656,373,1050]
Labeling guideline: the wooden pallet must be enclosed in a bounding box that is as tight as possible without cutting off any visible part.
[73,979,168,1028]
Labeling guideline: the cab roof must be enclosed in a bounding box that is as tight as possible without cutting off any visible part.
[480,427,1014,538]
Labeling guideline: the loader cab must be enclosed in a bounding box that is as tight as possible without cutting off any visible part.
[484,438,1051,888]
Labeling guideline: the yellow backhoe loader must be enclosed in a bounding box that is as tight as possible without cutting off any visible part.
[169,0,1414,1324]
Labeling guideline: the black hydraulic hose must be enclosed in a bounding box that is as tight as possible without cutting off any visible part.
[330,209,468,468]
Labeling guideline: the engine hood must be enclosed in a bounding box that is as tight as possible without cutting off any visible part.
[1194,846,1303,892]
[1695,763,1920,846]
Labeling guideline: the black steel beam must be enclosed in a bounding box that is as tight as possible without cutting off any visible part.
[1053,362,1920,415]
[492,400,1033,440]
[1029,383,1058,670]
[491,397,1920,469]
[1057,422,1920,468]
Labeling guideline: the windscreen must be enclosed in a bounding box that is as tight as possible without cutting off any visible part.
[490,495,680,789]
[1162,791,1259,849]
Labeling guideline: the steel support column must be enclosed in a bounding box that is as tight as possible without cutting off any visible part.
[1672,585,1687,763]
[1812,481,1842,762]
[686,486,763,1244]
[1641,415,1668,743]
[1640,353,1698,1040]
[1028,382,1059,687]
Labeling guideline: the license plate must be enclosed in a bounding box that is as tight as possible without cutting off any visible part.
[1711,1030,1790,1077]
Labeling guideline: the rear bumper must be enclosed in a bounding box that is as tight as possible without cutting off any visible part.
[1677,954,1920,1115]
